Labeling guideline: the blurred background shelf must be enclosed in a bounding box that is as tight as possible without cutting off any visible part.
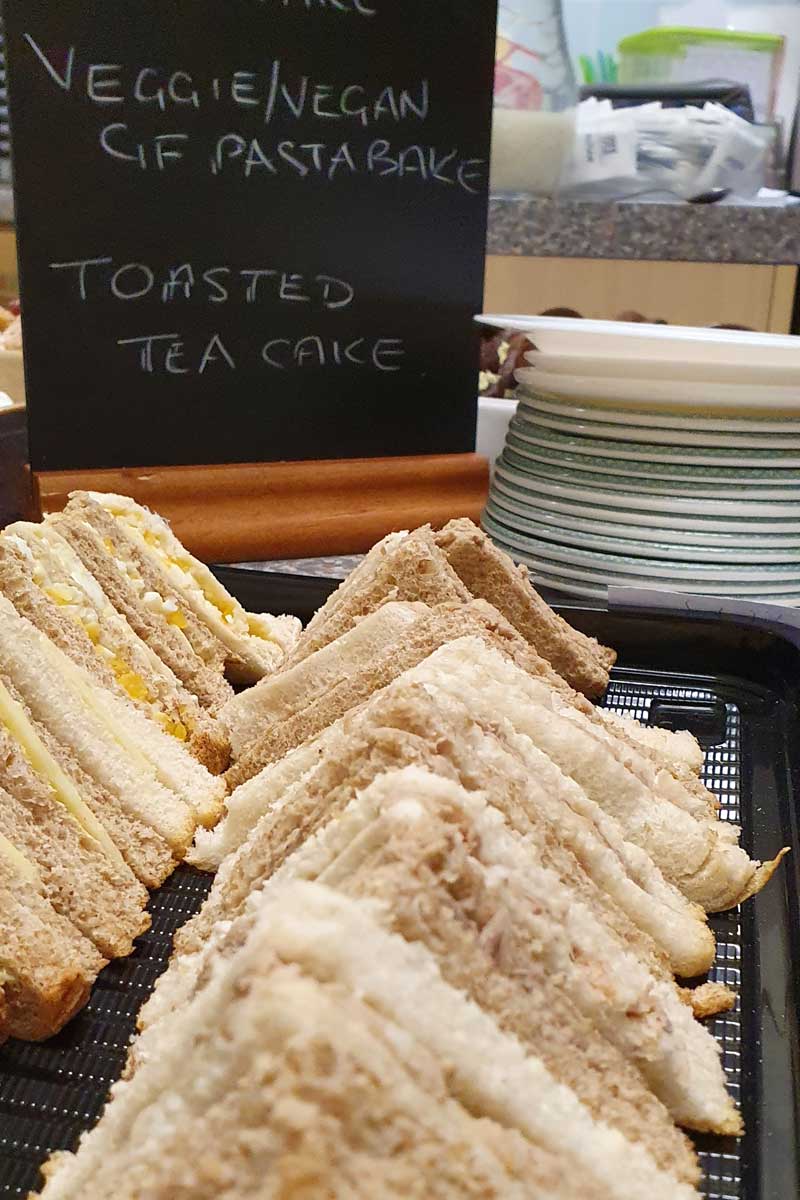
[485,253,797,332]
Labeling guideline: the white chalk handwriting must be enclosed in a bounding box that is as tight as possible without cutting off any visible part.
[48,259,356,309]
[115,331,404,374]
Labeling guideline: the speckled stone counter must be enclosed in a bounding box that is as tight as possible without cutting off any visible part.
[226,554,568,606]
[487,195,800,265]
[232,556,360,579]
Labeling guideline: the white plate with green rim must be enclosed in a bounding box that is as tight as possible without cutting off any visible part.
[526,350,800,388]
[516,392,800,432]
[491,470,800,534]
[483,496,800,563]
[515,366,800,414]
[513,406,800,450]
[500,445,800,501]
[481,515,800,597]
[494,458,800,517]
[486,486,800,547]
[503,431,800,487]
[480,509,800,582]
[486,544,800,605]
[505,420,800,467]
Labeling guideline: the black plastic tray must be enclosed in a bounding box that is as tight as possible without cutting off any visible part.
[1,572,799,1200]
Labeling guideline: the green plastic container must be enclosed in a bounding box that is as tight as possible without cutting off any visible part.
[617,27,785,122]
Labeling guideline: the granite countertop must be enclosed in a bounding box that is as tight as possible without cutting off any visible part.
[488,195,800,265]
[225,555,567,606]
[231,556,361,579]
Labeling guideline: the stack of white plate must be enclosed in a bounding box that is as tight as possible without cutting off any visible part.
[479,316,800,604]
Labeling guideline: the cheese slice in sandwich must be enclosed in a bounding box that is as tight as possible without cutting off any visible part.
[1,527,230,774]
[0,708,149,958]
[0,595,208,853]
[433,517,616,695]
[73,491,300,684]
[0,658,172,887]
[0,832,105,1042]
[5,664,174,894]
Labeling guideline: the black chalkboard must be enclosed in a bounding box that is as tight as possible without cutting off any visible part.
[4,0,498,472]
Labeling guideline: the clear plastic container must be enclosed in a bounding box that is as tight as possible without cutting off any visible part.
[490,1,578,194]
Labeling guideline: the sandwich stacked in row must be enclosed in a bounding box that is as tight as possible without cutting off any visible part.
[0,493,300,1041]
[33,520,786,1197]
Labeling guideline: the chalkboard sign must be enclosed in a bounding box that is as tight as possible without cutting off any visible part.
[4,0,498,472]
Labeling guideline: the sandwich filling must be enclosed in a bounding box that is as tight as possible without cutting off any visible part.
[7,529,190,742]
[0,675,124,868]
[90,492,286,647]
[0,830,40,884]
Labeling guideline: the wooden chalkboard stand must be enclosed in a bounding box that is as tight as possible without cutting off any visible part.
[34,453,489,562]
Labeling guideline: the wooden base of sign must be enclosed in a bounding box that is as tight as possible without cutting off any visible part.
[34,454,489,562]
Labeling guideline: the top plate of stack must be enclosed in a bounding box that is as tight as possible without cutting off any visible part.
[478,316,800,603]
[477,315,800,416]
[476,315,800,369]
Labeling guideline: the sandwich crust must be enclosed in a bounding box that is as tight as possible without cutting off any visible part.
[0,850,106,1041]
[0,741,149,959]
[283,526,471,669]
[434,517,615,695]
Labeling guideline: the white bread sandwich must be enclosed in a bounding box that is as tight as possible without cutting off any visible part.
[261,769,704,1177]
[402,638,786,911]
[254,779,736,1133]
[63,492,300,684]
[193,677,716,982]
[0,595,225,851]
[157,767,704,1182]
[284,520,615,696]
[178,710,743,1132]
[0,527,230,773]
[0,832,106,1042]
[35,880,702,1200]
[205,618,779,915]
[221,596,705,792]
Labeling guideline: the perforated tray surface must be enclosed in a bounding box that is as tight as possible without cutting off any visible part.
[1,593,798,1200]
[604,677,745,1200]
